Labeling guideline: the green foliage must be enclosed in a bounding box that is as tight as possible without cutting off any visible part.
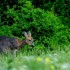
[0,0,70,50]
[32,0,70,28]
[0,25,12,36]
[32,0,70,18]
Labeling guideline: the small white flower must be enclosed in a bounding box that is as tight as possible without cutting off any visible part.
[23,56,34,60]
[22,65,28,69]
[53,57,58,62]
[12,68,17,70]
[61,63,70,70]
[53,53,58,56]
[19,65,28,70]
[48,54,52,57]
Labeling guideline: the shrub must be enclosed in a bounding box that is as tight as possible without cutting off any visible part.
[0,25,12,36]
[0,0,70,50]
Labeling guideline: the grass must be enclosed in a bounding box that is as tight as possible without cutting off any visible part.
[0,46,70,70]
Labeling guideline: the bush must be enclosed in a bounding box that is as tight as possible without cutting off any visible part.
[31,0,70,29]
[0,0,70,50]
[0,25,12,36]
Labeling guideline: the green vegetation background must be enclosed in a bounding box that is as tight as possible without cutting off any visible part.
[0,0,70,50]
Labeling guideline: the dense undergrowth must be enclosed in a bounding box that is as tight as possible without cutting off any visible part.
[0,0,70,50]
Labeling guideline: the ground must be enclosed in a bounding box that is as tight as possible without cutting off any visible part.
[0,49,70,70]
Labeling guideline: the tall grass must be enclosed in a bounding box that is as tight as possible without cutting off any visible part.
[0,45,70,70]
